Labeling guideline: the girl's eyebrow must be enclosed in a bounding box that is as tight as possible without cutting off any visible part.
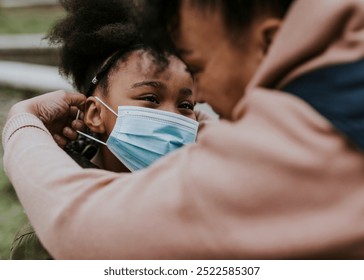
[131,81,193,97]
[180,88,193,96]
[131,81,166,89]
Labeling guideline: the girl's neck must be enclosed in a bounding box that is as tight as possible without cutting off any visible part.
[91,146,131,173]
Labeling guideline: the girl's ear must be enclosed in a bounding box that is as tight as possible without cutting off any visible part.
[84,96,106,134]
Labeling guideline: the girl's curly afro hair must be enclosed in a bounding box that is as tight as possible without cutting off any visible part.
[48,0,145,93]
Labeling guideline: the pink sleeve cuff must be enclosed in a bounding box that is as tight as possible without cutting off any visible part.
[2,113,50,149]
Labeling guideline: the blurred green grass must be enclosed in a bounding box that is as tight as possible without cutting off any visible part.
[0,169,27,260]
[0,5,64,258]
[0,6,64,34]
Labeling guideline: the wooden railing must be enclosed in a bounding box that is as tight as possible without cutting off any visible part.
[0,0,58,8]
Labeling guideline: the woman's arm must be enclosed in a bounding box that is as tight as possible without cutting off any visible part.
[4,90,364,259]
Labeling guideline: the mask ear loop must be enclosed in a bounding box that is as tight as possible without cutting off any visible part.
[94,96,118,117]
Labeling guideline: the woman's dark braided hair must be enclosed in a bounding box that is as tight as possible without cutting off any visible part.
[141,0,294,52]
[47,0,172,159]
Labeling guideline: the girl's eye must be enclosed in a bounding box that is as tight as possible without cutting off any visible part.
[140,95,160,104]
[179,101,194,111]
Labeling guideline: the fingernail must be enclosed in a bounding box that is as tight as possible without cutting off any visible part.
[72,121,80,130]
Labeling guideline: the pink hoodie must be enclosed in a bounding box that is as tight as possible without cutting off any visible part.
[3,0,364,259]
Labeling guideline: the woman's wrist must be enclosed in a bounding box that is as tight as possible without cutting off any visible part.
[7,99,37,121]
[2,113,48,149]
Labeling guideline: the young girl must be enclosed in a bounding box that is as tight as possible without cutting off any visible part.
[10,0,203,259]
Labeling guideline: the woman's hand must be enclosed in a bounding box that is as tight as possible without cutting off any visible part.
[8,90,87,148]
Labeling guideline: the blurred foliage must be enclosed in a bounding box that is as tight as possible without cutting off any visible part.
[0,169,27,260]
[0,6,65,34]
[0,88,29,259]
[0,4,66,258]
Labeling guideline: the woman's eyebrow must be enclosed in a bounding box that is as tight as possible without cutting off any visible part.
[131,81,166,89]
[177,48,193,56]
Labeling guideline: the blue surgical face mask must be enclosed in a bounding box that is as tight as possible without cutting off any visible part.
[77,97,198,172]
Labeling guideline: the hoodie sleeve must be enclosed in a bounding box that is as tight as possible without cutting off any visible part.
[4,90,364,260]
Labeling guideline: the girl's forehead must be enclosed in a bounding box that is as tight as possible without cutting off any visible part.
[115,50,190,81]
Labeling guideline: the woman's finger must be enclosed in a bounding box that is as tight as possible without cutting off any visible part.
[63,126,78,141]
[53,134,68,148]
[64,92,86,108]
[72,119,86,131]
